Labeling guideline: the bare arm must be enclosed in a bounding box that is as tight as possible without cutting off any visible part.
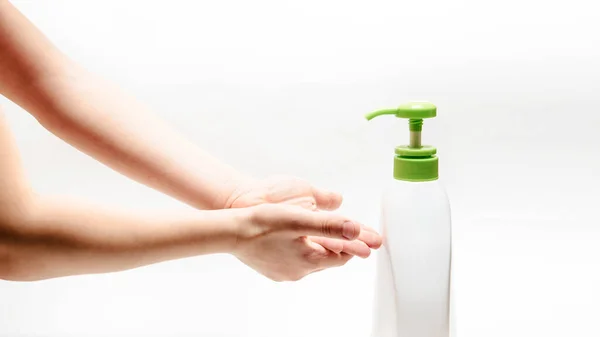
[0,110,236,281]
[0,0,249,210]
[0,197,239,281]
[0,2,383,270]
[0,112,363,282]
[0,197,360,283]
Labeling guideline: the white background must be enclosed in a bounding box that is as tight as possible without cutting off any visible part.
[1,0,599,336]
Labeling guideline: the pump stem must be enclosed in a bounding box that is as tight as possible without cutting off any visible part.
[410,131,421,148]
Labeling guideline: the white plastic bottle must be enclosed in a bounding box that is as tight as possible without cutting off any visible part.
[366,102,452,337]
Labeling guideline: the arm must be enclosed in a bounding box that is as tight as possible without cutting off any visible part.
[0,0,248,210]
[0,2,382,261]
[0,197,239,281]
[0,111,364,282]
[0,110,235,281]
[1,199,363,282]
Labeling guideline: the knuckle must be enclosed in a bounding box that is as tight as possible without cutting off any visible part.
[250,204,278,223]
[321,218,340,237]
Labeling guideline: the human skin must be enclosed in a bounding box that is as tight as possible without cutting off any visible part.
[0,0,381,257]
[0,1,381,281]
[0,107,365,282]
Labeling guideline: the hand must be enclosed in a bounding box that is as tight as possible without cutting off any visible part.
[225,175,342,211]
[225,175,382,258]
[233,204,367,281]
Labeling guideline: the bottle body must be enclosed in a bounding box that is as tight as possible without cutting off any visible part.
[372,179,452,337]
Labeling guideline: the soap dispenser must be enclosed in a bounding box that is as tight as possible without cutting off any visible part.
[366,102,452,337]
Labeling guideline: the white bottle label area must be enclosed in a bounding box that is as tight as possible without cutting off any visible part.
[372,180,452,337]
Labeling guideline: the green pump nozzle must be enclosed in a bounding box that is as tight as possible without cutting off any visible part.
[365,101,437,148]
[365,102,439,182]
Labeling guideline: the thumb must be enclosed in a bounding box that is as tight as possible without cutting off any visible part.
[312,187,343,211]
[292,211,360,241]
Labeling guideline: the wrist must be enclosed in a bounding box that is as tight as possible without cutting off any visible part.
[220,207,254,256]
[220,175,257,210]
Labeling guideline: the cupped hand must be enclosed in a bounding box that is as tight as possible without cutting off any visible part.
[233,204,372,281]
[225,175,382,258]
[225,175,342,211]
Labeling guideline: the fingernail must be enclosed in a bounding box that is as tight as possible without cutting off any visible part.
[342,221,357,239]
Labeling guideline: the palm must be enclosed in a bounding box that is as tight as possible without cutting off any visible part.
[227,176,333,210]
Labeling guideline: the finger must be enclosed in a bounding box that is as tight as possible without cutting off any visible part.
[312,187,343,211]
[292,211,361,240]
[308,252,354,276]
[308,236,344,254]
[340,240,372,258]
[303,236,330,254]
[357,225,383,249]
[300,238,354,271]
[316,251,353,269]
[305,215,381,249]
[311,236,371,258]
[286,198,317,211]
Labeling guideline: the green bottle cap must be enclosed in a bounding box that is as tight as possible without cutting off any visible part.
[365,102,439,182]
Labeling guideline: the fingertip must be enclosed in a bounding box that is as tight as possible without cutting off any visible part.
[357,225,383,249]
[370,231,383,249]
[329,192,343,210]
[371,236,383,249]
[314,188,343,210]
[342,221,361,240]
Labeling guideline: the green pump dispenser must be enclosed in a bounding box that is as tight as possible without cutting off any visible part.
[365,102,438,182]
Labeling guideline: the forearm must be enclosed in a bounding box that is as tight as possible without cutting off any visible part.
[0,196,241,281]
[0,1,250,210]
[28,67,249,209]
